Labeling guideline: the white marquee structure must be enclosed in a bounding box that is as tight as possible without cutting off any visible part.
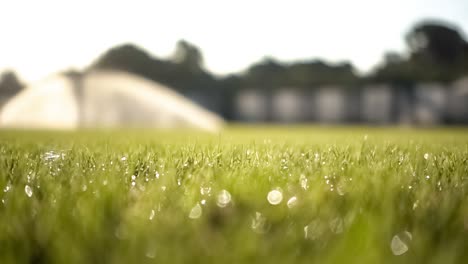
[0,70,224,132]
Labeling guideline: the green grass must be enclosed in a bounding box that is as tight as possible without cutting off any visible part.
[0,126,467,264]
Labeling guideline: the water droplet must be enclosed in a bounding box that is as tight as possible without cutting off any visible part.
[3,183,11,193]
[42,151,62,161]
[24,185,33,197]
[391,231,412,255]
[149,209,155,220]
[200,186,212,196]
[216,189,232,208]
[287,196,298,208]
[300,174,308,190]
[423,153,429,160]
[155,171,160,179]
[200,199,206,205]
[337,183,346,196]
[314,153,320,162]
[329,217,344,234]
[304,220,325,240]
[267,189,283,205]
[82,184,87,192]
[425,175,430,180]
[121,156,127,161]
[145,248,156,259]
[131,175,136,181]
[131,181,136,187]
[251,212,268,233]
[189,203,202,219]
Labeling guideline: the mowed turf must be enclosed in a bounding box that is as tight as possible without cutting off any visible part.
[0,126,467,264]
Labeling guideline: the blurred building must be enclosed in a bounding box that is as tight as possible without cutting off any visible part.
[446,77,468,124]
[413,83,447,125]
[211,77,468,125]
[314,87,346,123]
[234,89,270,122]
[1,71,468,127]
[271,89,306,122]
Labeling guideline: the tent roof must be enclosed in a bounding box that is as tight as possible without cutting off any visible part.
[0,70,224,132]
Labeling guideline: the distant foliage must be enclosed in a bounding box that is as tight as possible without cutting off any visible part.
[0,71,24,95]
[91,42,216,93]
[91,19,468,90]
[373,19,468,84]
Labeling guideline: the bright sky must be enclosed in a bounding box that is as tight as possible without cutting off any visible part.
[1,0,467,83]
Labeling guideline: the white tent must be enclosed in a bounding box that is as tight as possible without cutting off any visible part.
[0,70,224,132]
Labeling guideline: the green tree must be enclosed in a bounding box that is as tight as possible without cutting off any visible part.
[373,19,468,84]
[172,40,204,74]
[0,70,24,94]
[406,20,467,65]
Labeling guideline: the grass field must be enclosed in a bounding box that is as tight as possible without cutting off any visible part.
[1,126,467,264]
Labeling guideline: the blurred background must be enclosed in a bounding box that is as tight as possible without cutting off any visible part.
[1,0,468,128]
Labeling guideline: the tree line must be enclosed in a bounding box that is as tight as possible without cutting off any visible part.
[1,19,468,94]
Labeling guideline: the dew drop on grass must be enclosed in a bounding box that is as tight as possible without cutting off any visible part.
[337,183,346,196]
[304,220,325,240]
[216,190,232,208]
[267,189,283,205]
[43,151,61,161]
[200,186,212,196]
[329,217,344,234]
[287,196,298,208]
[149,209,155,220]
[300,174,308,190]
[189,203,202,219]
[3,183,11,193]
[251,212,267,234]
[424,153,429,160]
[24,185,33,197]
[121,156,127,161]
[391,231,412,255]
[145,248,156,259]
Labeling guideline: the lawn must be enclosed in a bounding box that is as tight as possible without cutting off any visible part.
[1,126,467,264]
